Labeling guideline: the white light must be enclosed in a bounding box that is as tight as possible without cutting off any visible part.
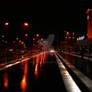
[87,15,89,20]
[50,49,55,53]
[77,35,85,41]
[55,54,81,92]
[5,22,9,26]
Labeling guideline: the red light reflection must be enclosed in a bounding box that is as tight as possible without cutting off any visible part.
[4,72,8,87]
[21,61,28,92]
[34,64,38,76]
[40,55,43,67]
[36,55,39,64]
[21,75,27,92]
[33,58,35,66]
[34,55,39,77]
[33,52,47,78]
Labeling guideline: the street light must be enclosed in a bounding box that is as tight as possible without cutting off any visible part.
[33,38,35,41]
[24,22,29,27]
[21,41,24,45]
[25,34,28,37]
[36,34,39,37]
[66,32,69,36]
[2,35,5,38]
[5,22,9,26]
[72,32,75,36]
[41,38,43,41]
[65,36,67,39]
[19,40,22,43]
[16,37,19,41]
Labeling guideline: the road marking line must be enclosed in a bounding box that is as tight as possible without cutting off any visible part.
[55,53,81,92]
[57,53,92,92]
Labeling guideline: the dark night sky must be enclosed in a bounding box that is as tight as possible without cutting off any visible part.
[0,1,91,41]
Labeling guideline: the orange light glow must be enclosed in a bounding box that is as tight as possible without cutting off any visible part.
[34,56,39,76]
[87,9,92,38]
[5,22,9,26]
[86,9,92,14]
[24,22,29,26]
[88,35,92,38]
[21,60,28,92]
[4,72,8,87]
[19,40,22,43]
[66,32,69,36]
[36,55,39,64]
[21,75,27,92]
[34,64,38,76]
[24,62,28,74]
[88,24,92,38]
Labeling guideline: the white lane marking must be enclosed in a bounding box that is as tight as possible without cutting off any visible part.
[57,53,92,92]
[55,53,81,92]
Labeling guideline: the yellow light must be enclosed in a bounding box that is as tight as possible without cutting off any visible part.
[66,32,69,36]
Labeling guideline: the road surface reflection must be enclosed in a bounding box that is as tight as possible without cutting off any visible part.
[4,71,8,88]
[21,60,28,92]
[0,51,47,92]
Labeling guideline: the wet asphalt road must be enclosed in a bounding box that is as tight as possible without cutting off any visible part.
[0,54,67,92]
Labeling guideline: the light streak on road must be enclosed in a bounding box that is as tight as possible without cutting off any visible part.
[55,53,81,92]
[0,51,48,71]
